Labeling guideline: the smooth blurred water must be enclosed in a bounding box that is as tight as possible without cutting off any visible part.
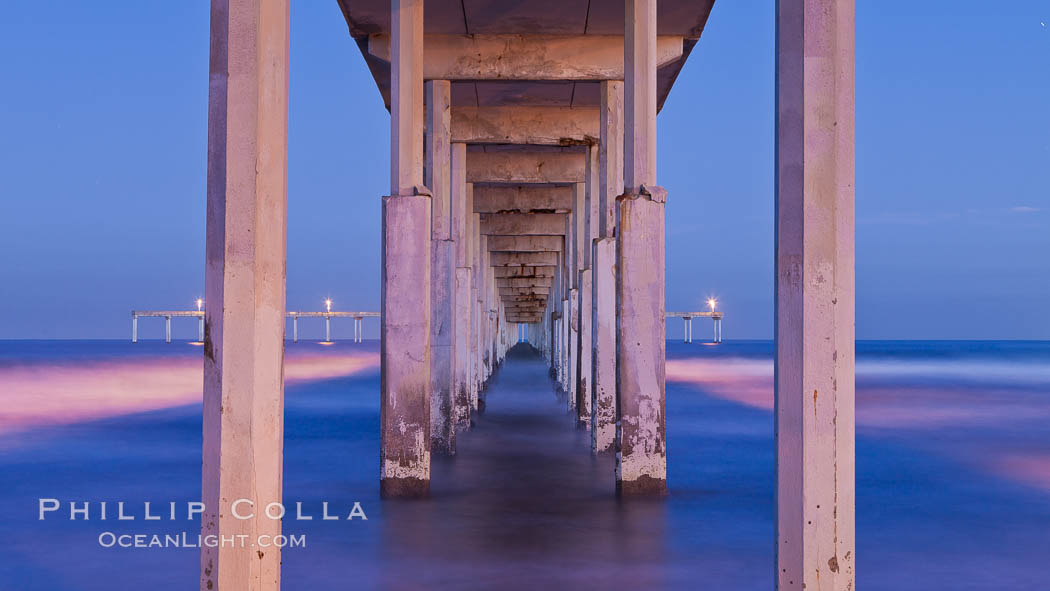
[0,340,1047,590]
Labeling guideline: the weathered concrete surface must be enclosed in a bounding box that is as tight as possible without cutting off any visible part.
[490,251,559,267]
[202,0,288,587]
[591,80,622,454]
[368,34,685,81]
[427,80,452,240]
[452,144,470,266]
[451,143,472,431]
[624,0,657,196]
[381,0,430,500]
[576,269,593,427]
[775,1,856,589]
[427,79,455,455]
[454,267,473,430]
[615,0,666,497]
[493,266,555,278]
[499,287,551,296]
[591,238,617,453]
[487,235,563,253]
[430,239,455,455]
[381,195,432,498]
[480,212,568,236]
[390,0,423,197]
[599,80,624,237]
[467,152,586,184]
[497,277,553,289]
[473,185,574,213]
[616,193,666,495]
[471,212,482,409]
[452,106,599,145]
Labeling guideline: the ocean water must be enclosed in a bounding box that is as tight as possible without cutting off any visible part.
[0,339,1047,590]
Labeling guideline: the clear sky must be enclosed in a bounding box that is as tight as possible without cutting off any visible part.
[1,1,1047,340]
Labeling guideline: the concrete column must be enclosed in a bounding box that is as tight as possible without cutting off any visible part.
[576,268,593,427]
[132,314,138,343]
[484,246,495,381]
[576,145,598,426]
[775,0,855,587]
[591,238,617,453]
[592,80,622,454]
[202,0,288,587]
[427,79,455,455]
[292,315,298,343]
[381,0,431,499]
[616,0,666,496]
[471,214,480,410]
[199,316,205,342]
[568,287,578,408]
[324,315,331,342]
[165,316,171,343]
[450,143,472,429]
[453,267,473,427]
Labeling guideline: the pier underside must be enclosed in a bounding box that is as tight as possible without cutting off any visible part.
[201,0,856,589]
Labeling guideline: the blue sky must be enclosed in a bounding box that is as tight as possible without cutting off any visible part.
[1,1,1047,340]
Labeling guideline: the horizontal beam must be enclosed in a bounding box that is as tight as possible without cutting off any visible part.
[452,106,598,145]
[467,152,585,184]
[502,297,548,305]
[368,34,684,81]
[499,286,551,296]
[497,277,553,288]
[667,311,724,318]
[473,185,574,213]
[480,212,566,236]
[493,266,556,279]
[487,235,563,252]
[490,251,559,267]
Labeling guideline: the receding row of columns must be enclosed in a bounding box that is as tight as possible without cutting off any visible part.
[200,0,855,588]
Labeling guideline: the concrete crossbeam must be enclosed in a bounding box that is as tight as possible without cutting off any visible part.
[480,213,567,236]
[467,152,586,184]
[487,235,563,253]
[497,277,553,289]
[490,252,559,267]
[473,185,574,214]
[452,106,599,145]
[498,286,551,296]
[493,267,555,279]
[368,34,685,81]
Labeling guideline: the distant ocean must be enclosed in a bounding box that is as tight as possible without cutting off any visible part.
[1,340,1047,590]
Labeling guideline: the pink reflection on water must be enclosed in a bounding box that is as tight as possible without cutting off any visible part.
[667,357,1050,493]
[985,453,1050,492]
[0,352,379,434]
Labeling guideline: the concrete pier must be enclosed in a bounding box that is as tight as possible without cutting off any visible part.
[668,311,724,344]
[191,0,855,586]
[774,0,856,588]
[202,0,289,588]
[616,0,667,496]
[380,0,431,499]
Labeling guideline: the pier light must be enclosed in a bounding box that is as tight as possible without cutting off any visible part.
[707,298,717,312]
[325,298,332,313]
[196,298,203,312]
